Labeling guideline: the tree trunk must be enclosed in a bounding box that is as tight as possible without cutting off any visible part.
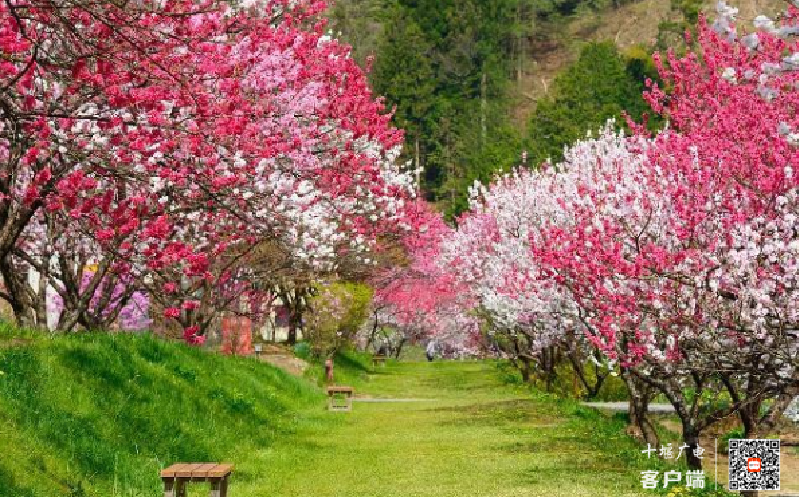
[284,288,304,346]
[58,309,81,333]
[512,351,533,383]
[366,314,379,351]
[287,318,297,345]
[520,358,531,382]
[480,71,487,146]
[622,369,660,448]
[540,345,558,391]
[681,424,703,470]
[34,265,48,329]
[740,402,759,439]
[1,261,37,329]
[565,338,607,399]
[394,337,406,359]
[516,2,523,85]
[415,133,421,189]
[15,308,37,330]
[750,389,797,438]
[447,144,455,205]
[7,284,36,330]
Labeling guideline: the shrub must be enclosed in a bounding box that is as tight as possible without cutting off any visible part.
[293,342,312,360]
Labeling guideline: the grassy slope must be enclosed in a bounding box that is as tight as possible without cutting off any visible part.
[0,331,324,497]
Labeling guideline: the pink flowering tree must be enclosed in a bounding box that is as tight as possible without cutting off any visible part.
[1,0,218,328]
[131,15,419,343]
[638,2,798,446]
[370,200,481,358]
[1,0,419,341]
[424,3,797,468]
[439,158,619,390]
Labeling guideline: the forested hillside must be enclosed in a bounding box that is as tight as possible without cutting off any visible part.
[328,0,782,217]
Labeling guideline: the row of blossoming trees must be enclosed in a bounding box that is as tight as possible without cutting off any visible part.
[1,0,427,342]
[376,3,799,469]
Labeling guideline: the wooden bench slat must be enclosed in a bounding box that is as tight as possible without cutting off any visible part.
[326,386,354,393]
[192,463,218,478]
[207,464,234,478]
[177,463,206,477]
[162,462,233,480]
[161,463,189,478]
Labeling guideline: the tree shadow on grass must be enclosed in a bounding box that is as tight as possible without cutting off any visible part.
[428,399,554,424]
[334,351,371,373]
[419,372,500,392]
[430,399,559,428]
[0,466,38,497]
[496,439,576,454]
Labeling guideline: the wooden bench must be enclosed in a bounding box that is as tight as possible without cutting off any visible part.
[372,354,387,367]
[161,463,233,497]
[326,385,355,411]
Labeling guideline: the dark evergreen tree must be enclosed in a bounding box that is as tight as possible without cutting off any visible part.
[372,13,437,186]
[526,41,658,167]
[329,0,671,218]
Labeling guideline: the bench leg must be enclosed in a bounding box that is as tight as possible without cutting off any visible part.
[221,477,229,497]
[164,479,187,497]
[328,395,353,412]
[210,478,225,497]
[164,479,175,497]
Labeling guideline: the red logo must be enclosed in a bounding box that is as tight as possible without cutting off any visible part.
[747,458,762,472]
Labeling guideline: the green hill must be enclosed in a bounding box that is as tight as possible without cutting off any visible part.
[0,330,323,497]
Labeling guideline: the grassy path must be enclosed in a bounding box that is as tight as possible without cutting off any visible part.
[231,360,654,497]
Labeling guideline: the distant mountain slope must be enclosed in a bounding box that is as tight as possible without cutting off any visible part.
[509,0,787,128]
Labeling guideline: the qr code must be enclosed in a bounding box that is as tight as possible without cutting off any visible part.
[729,439,780,491]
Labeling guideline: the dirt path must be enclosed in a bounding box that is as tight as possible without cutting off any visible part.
[581,401,675,413]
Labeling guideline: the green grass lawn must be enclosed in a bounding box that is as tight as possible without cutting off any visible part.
[0,332,729,496]
[255,359,718,497]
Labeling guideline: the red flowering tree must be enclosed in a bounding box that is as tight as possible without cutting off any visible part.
[1,0,419,339]
[533,4,798,467]
[370,200,481,357]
